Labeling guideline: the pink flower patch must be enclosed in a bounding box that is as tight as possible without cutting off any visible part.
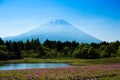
[35,71,40,77]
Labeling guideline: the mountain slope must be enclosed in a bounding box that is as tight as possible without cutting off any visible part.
[4,19,101,43]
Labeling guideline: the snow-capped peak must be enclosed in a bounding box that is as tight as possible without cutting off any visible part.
[49,19,70,25]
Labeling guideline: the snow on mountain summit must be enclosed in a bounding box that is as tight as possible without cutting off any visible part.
[49,19,71,25]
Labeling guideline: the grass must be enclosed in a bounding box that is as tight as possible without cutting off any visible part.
[100,76,120,80]
[0,57,120,80]
[0,57,120,65]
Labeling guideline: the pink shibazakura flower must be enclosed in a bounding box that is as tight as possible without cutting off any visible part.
[35,71,40,77]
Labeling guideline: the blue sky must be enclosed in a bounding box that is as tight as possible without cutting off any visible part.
[0,0,120,42]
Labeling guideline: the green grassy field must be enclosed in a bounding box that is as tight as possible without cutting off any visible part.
[1,57,120,65]
[0,57,120,80]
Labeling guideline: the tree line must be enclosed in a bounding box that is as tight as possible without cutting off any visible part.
[0,37,120,60]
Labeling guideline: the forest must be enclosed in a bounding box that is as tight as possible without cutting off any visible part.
[0,37,120,60]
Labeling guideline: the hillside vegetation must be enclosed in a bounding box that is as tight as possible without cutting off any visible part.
[0,37,120,60]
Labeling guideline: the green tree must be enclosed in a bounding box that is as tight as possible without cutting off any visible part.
[98,45,106,58]
[56,41,63,52]
[36,45,45,58]
[71,41,79,50]
[43,39,52,49]
[88,47,99,59]
[17,41,24,50]
[104,44,117,57]
[25,40,32,50]
[117,46,120,56]
[21,50,38,58]
[5,41,12,52]
[80,45,89,58]
[0,37,4,45]
[90,42,100,49]
[12,42,21,58]
[62,46,71,57]
[73,49,81,58]
[31,38,40,51]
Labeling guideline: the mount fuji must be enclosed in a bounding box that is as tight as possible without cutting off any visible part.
[4,19,101,43]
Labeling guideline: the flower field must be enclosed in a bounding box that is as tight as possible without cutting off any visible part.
[0,64,120,80]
